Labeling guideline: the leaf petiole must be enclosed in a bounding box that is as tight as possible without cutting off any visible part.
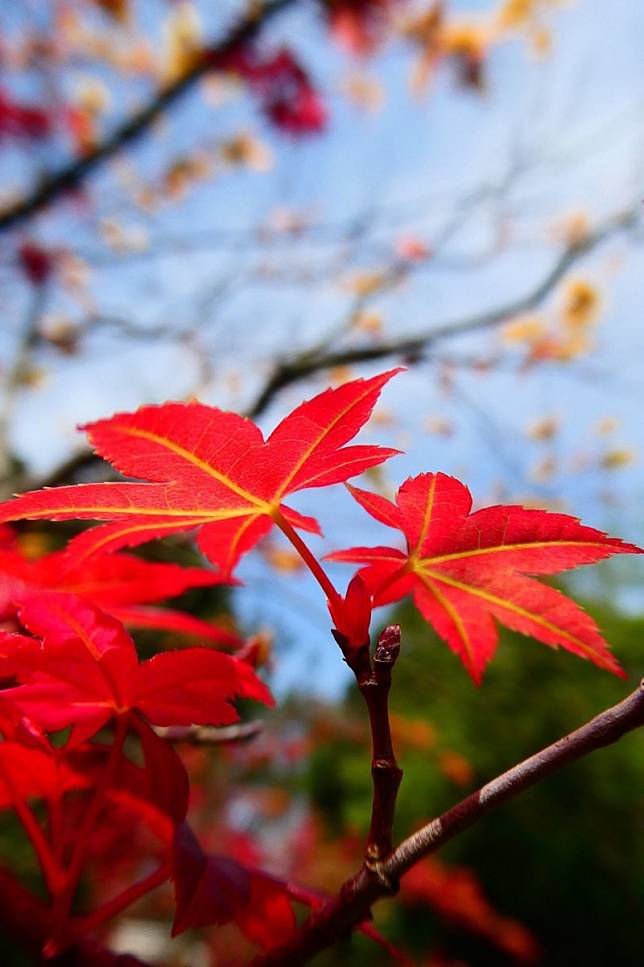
[275,512,342,611]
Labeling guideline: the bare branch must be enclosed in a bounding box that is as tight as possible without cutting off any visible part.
[338,624,403,863]
[0,0,299,233]
[1,206,639,497]
[249,207,640,415]
[254,681,644,966]
[382,680,644,878]
[363,627,403,863]
[154,720,264,746]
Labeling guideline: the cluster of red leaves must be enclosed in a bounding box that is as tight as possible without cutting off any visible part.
[0,589,280,959]
[0,368,637,685]
[216,44,327,135]
[0,372,399,959]
[1,592,271,736]
[0,369,638,961]
[0,526,241,646]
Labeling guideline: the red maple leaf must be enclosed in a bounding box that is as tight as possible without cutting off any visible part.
[62,723,189,848]
[0,535,240,645]
[0,371,400,580]
[171,823,295,949]
[327,473,641,682]
[401,858,539,963]
[2,593,272,738]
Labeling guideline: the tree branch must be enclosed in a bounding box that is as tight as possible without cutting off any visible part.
[0,0,299,233]
[254,680,644,966]
[153,720,264,746]
[353,625,403,864]
[249,207,640,414]
[1,207,638,498]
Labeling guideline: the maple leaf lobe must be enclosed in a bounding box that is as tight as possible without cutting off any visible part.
[3,593,272,737]
[0,370,402,579]
[330,472,641,682]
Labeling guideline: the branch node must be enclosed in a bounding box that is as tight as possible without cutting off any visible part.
[363,860,399,896]
[353,626,403,865]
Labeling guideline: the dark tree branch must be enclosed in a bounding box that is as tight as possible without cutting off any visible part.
[254,680,644,966]
[336,624,403,863]
[357,625,403,864]
[382,679,644,878]
[0,0,299,233]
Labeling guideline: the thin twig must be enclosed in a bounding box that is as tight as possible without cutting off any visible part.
[249,208,640,415]
[154,720,264,746]
[1,207,639,497]
[355,625,403,864]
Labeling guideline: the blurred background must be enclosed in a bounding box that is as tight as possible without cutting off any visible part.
[0,1,642,964]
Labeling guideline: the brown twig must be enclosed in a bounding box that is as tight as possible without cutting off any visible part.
[299,623,403,966]
[154,720,264,746]
[249,208,639,414]
[1,208,639,497]
[0,0,298,233]
[357,625,403,864]
[254,680,644,966]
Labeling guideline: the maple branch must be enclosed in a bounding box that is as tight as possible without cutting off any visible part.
[249,207,640,415]
[0,0,299,233]
[347,625,403,864]
[254,680,644,966]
